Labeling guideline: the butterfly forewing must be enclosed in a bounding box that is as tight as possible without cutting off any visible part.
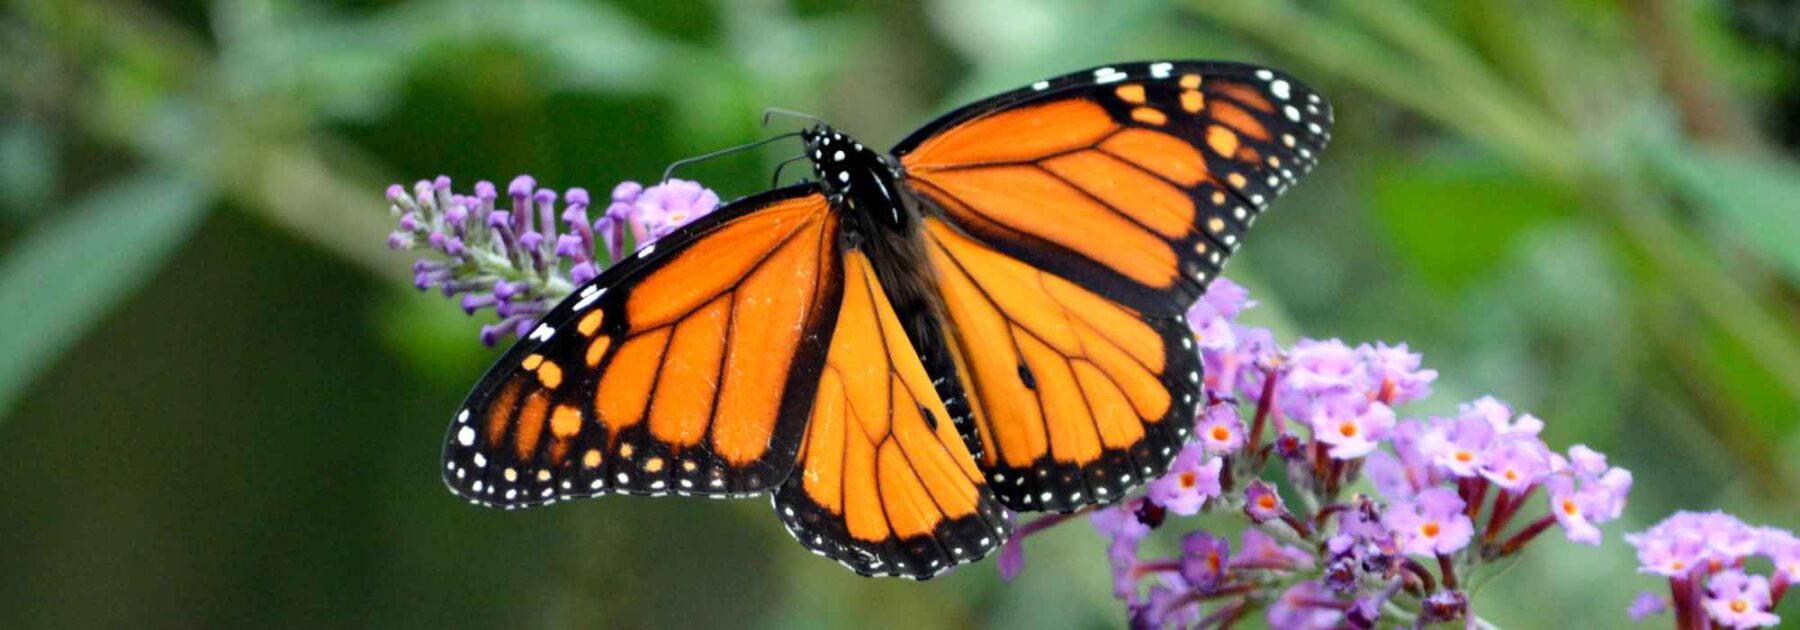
[442,185,842,507]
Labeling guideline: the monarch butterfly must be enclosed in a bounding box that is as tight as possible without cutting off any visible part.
[441,61,1332,579]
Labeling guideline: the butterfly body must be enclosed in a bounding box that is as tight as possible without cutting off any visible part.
[442,61,1333,578]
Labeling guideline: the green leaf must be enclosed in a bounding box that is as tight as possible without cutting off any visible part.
[0,171,211,418]
[1648,144,1800,285]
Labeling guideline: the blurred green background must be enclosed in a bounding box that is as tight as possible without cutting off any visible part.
[3,0,1797,627]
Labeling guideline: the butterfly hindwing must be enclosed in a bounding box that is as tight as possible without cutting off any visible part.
[892,61,1332,513]
[773,249,1010,578]
[921,218,1201,512]
[442,185,843,507]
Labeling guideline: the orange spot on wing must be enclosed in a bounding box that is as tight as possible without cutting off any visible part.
[535,361,563,389]
[648,295,729,448]
[1179,73,1203,89]
[1131,107,1168,126]
[596,328,670,431]
[583,448,602,468]
[577,310,605,336]
[1041,150,1195,239]
[1100,128,1208,187]
[1206,125,1241,158]
[903,99,1118,169]
[548,404,581,464]
[521,354,544,371]
[513,391,550,460]
[550,404,582,439]
[1115,83,1146,104]
[1181,90,1205,113]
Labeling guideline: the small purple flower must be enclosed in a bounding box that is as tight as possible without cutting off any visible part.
[1146,445,1222,516]
[1545,444,1632,545]
[630,178,720,242]
[1383,488,1474,556]
[1195,403,1245,453]
[1310,399,1395,460]
[1357,341,1436,406]
[1477,433,1553,491]
[1628,591,1668,621]
[1243,480,1285,524]
[1704,570,1781,628]
[1267,581,1343,630]
[1178,530,1231,592]
[1419,413,1494,478]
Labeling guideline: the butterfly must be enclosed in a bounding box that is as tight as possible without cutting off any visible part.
[441,61,1332,579]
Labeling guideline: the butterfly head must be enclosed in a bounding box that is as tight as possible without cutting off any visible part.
[801,126,890,201]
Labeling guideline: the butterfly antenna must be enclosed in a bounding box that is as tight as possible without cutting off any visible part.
[770,153,811,188]
[762,107,827,128]
[662,131,804,183]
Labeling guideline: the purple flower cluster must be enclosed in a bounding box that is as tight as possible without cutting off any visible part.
[1626,512,1794,628]
[999,278,1636,629]
[385,176,719,345]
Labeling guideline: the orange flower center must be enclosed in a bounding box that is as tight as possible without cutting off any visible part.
[1257,495,1278,510]
[1504,469,1519,482]
[1731,599,1749,614]
[1211,426,1231,442]
[1338,422,1359,438]
[1179,471,1197,489]
[1561,499,1580,516]
[1454,450,1474,463]
[1421,521,1441,538]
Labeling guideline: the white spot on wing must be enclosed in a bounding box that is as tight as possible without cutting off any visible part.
[457,426,475,446]
[1149,62,1173,79]
[1271,80,1291,100]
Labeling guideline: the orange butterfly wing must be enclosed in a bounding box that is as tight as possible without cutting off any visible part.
[893,62,1333,512]
[442,186,842,506]
[773,250,1009,578]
